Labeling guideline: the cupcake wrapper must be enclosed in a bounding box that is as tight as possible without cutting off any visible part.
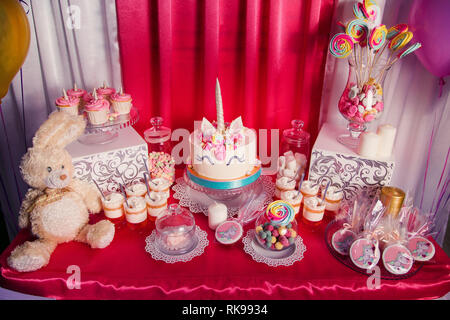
[56,104,79,116]
[112,100,132,115]
[87,109,109,125]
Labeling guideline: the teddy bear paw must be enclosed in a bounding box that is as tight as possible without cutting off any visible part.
[7,241,50,272]
[87,220,115,249]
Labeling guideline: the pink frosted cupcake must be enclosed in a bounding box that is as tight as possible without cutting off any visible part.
[55,89,80,116]
[83,88,105,105]
[67,83,87,110]
[67,83,86,100]
[85,92,110,125]
[97,81,116,102]
[111,87,132,115]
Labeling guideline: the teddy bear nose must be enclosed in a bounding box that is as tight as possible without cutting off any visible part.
[60,174,67,181]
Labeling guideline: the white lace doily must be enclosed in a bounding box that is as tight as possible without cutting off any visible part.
[242,230,307,267]
[172,175,274,219]
[145,226,209,263]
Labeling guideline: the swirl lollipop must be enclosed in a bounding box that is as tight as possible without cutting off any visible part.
[353,2,368,20]
[368,25,387,51]
[329,33,354,58]
[265,200,295,227]
[387,24,408,40]
[362,0,380,23]
[389,31,413,52]
[398,42,422,59]
[346,19,369,45]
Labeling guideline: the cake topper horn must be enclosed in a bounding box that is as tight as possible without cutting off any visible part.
[215,78,225,133]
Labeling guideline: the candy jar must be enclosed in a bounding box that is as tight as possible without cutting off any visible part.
[144,116,172,154]
[155,204,197,255]
[281,120,310,165]
[337,59,391,148]
[255,201,298,251]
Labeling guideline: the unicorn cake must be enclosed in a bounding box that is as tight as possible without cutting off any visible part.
[187,79,260,189]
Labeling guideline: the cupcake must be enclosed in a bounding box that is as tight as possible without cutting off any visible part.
[97,81,116,102]
[110,87,132,115]
[85,90,110,125]
[55,89,80,116]
[83,88,104,105]
[67,83,86,101]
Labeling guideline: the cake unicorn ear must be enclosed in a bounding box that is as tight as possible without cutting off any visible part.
[229,116,243,134]
[201,117,216,136]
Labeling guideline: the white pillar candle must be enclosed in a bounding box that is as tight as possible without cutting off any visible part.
[376,124,396,158]
[358,131,380,158]
[208,202,228,230]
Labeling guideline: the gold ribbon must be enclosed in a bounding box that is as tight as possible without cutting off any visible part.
[25,187,73,214]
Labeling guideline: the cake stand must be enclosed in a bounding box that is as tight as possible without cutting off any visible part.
[78,106,139,145]
[173,169,274,222]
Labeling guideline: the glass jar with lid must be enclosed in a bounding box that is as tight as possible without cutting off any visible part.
[144,116,172,154]
[281,119,311,167]
[155,204,197,255]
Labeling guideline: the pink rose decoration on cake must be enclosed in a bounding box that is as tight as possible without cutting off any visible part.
[214,145,226,161]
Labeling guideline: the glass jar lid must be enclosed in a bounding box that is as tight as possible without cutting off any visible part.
[144,116,171,144]
[282,119,310,146]
[156,204,195,234]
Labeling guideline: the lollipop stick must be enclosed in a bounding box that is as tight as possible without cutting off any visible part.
[92,179,105,200]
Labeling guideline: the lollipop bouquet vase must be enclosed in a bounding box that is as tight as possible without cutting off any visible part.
[329,0,422,148]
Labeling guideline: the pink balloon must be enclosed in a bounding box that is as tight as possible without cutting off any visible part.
[409,0,450,78]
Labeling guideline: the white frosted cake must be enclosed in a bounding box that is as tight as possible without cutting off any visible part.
[188,79,258,181]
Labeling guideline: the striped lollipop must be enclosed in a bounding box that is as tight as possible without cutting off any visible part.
[398,42,422,59]
[368,25,387,51]
[353,2,368,20]
[329,33,354,58]
[346,19,369,45]
[362,0,380,23]
[387,24,408,40]
[265,200,295,227]
[389,31,413,52]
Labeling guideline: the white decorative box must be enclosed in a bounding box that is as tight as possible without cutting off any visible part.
[66,127,148,192]
[308,123,395,200]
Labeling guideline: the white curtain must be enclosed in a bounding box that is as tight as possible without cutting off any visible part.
[320,0,449,245]
[0,0,121,239]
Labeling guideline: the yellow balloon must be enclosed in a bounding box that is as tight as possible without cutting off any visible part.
[0,0,30,101]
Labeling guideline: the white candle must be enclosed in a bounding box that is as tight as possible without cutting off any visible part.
[208,202,228,230]
[376,124,396,158]
[358,131,380,158]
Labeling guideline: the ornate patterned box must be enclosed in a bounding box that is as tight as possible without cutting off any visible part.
[308,123,395,200]
[66,127,148,192]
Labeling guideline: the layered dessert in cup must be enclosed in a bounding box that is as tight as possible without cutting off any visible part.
[323,186,343,218]
[275,176,296,199]
[302,196,326,228]
[101,192,125,224]
[299,180,319,203]
[110,87,132,115]
[125,182,148,198]
[123,196,148,230]
[149,177,171,199]
[145,191,168,221]
[55,89,80,116]
[280,190,303,216]
[85,97,110,125]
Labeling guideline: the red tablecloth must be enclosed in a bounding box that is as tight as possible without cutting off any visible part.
[1,179,449,300]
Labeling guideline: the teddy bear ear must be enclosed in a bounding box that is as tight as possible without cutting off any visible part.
[32,111,86,149]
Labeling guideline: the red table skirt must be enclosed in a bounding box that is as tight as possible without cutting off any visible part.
[1,184,449,300]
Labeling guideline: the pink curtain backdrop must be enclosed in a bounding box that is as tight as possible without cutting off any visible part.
[115,0,336,142]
